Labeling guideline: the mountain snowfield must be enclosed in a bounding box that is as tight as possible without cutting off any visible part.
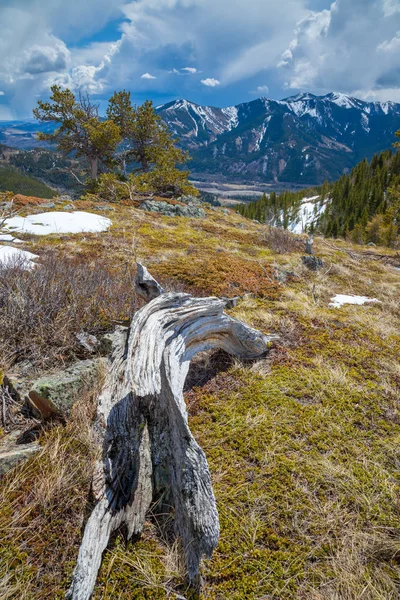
[157,92,400,184]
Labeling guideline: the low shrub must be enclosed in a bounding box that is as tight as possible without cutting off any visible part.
[262,226,303,254]
[0,252,137,370]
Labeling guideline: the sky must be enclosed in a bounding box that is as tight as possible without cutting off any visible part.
[0,0,400,119]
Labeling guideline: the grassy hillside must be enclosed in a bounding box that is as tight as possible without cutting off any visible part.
[0,165,54,198]
[1,196,400,599]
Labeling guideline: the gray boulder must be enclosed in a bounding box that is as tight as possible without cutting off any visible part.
[28,358,106,418]
[140,199,205,218]
[178,194,202,206]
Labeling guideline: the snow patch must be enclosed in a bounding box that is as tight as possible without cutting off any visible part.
[361,113,370,133]
[329,294,381,308]
[0,233,23,243]
[254,117,271,152]
[221,106,239,130]
[5,211,111,236]
[0,246,39,269]
[380,102,394,115]
[328,92,357,109]
[290,196,324,234]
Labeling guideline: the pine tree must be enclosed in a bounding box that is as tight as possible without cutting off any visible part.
[33,86,121,180]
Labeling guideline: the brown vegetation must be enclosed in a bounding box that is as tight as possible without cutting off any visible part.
[0,253,136,371]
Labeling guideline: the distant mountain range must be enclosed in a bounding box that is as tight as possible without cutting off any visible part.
[156,93,400,184]
[1,92,400,184]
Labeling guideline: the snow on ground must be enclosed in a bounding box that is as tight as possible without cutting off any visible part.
[289,196,325,234]
[0,234,23,243]
[4,211,111,236]
[329,294,381,308]
[0,246,39,269]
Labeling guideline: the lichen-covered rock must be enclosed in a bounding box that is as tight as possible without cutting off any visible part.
[140,199,205,218]
[0,431,40,476]
[301,255,324,271]
[28,358,106,418]
[178,194,202,206]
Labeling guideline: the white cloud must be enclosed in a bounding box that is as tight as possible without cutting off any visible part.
[250,84,269,95]
[279,0,400,99]
[378,33,400,53]
[0,91,4,96]
[0,0,305,116]
[2,0,400,118]
[353,87,400,103]
[21,41,70,74]
[201,77,220,87]
[120,0,305,87]
[383,0,400,16]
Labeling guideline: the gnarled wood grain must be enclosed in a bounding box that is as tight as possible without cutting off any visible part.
[67,264,275,600]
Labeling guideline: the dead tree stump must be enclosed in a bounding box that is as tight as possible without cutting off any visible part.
[67,264,275,599]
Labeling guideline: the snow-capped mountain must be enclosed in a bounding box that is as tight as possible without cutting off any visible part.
[157,92,400,184]
[1,92,399,184]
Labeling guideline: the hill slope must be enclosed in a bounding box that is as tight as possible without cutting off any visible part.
[237,148,400,246]
[0,165,55,198]
[1,196,400,599]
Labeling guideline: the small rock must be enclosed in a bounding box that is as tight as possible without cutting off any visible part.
[40,202,55,209]
[0,431,40,477]
[101,328,128,355]
[96,205,115,212]
[28,358,106,418]
[76,331,100,353]
[274,267,296,283]
[301,255,324,271]
[222,296,241,309]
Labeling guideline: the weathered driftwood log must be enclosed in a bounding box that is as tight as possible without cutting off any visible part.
[67,264,275,600]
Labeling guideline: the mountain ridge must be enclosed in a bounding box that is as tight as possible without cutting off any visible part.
[1,92,400,184]
[156,92,400,184]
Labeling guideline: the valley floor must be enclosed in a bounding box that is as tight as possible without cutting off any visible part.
[191,178,312,205]
[1,196,400,599]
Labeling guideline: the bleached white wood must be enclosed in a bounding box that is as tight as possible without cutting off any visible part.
[67,265,275,600]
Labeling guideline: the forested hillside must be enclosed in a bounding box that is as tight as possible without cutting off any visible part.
[320,149,400,245]
[8,149,83,193]
[0,165,54,198]
[237,146,400,246]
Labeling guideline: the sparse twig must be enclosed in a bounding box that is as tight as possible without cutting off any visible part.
[320,239,360,261]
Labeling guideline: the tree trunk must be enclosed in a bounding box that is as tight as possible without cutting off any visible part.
[66,264,275,600]
[89,157,98,180]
